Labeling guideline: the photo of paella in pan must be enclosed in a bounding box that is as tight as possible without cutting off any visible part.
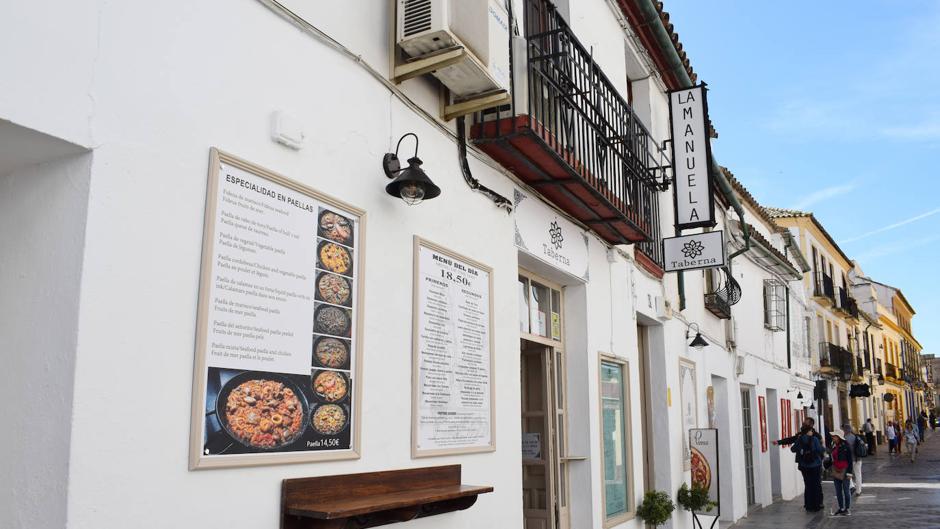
[314,304,351,337]
[315,271,352,307]
[318,208,354,247]
[317,240,353,277]
[203,368,353,456]
[313,336,350,369]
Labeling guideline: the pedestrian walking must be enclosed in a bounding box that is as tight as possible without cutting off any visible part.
[842,424,866,495]
[918,411,928,443]
[931,410,937,430]
[886,421,897,454]
[862,418,876,455]
[827,430,854,516]
[904,420,919,463]
[791,424,825,512]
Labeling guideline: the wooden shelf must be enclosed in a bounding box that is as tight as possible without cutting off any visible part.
[281,465,492,529]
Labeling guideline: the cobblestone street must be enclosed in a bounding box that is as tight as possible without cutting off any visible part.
[727,430,940,528]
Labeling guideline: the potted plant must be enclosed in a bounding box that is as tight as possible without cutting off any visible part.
[677,482,717,514]
[636,490,675,528]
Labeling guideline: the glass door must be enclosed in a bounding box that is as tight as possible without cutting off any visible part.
[741,388,756,507]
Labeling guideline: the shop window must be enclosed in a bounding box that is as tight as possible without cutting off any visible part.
[763,279,786,332]
[600,357,633,525]
[519,273,562,342]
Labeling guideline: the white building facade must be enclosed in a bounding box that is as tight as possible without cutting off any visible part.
[1,1,836,529]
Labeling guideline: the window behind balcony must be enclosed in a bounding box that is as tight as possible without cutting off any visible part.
[763,279,786,331]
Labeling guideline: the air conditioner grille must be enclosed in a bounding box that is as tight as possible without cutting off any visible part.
[403,0,433,37]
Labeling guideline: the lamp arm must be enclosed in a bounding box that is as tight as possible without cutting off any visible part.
[395,132,419,158]
[456,116,513,213]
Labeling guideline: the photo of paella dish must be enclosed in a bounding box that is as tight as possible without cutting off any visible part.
[313,336,350,369]
[318,209,354,247]
[314,304,351,337]
[690,447,711,490]
[316,271,352,307]
[224,378,305,449]
[317,241,352,277]
[311,403,348,435]
[312,370,349,402]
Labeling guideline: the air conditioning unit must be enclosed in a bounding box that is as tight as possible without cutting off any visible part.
[725,317,737,349]
[396,0,511,98]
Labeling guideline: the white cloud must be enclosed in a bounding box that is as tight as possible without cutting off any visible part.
[855,234,940,262]
[842,206,940,244]
[791,183,855,210]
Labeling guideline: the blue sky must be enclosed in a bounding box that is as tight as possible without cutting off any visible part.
[665,1,940,355]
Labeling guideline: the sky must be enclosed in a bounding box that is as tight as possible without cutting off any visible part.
[664,0,940,355]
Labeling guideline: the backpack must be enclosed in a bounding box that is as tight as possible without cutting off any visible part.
[853,436,868,458]
[798,435,816,465]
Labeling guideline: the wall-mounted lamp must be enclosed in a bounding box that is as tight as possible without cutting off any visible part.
[686,323,708,350]
[809,402,815,411]
[786,388,804,400]
[383,133,441,206]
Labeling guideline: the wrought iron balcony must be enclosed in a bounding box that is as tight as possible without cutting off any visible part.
[813,272,835,303]
[471,0,665,264]
[819,342,853,380]
[885,362,899,380]
[704,291,732,320]
[836,287,860,319]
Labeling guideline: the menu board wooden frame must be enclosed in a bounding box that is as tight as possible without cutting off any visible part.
[411,236,496,458]
[189,148,365,469]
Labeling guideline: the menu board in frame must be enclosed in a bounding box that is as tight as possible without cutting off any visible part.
[412,237,495,458]
[189,148,365,469]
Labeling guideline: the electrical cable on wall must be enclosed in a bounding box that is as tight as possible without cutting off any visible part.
[456,116,513,212]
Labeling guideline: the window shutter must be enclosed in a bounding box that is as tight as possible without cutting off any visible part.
[763,280,773,327]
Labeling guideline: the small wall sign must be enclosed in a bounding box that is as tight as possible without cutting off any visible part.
[662,230,725,272]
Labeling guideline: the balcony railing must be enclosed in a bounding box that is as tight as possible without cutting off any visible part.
[704,290,732,320]
[886,363,899,380]
[472,0,665,265]
[836,287,860,318]
[813,272,835,302]
[819,342,853,380]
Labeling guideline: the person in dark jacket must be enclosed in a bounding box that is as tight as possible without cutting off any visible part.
[791,425,825,512]
[774,417,823,448]
[918,412,928,442]
[829,430,854,516]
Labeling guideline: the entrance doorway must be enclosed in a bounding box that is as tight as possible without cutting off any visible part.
[740,388,757,508]
[519,271,568,529]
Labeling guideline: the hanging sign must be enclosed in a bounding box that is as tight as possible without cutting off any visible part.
[662,230,725,272]
[669,84,715,229]
[513,188,589,281]
[689,428,720,516]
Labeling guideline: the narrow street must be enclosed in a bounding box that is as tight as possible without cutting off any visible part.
[728,430,940,528]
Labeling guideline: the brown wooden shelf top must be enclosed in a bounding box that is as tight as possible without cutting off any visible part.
[285,483,493,519]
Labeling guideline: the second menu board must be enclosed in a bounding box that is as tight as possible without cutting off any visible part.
[412,237,494,457]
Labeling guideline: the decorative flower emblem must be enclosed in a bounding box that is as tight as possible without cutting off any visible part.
[549,221,564,250]
[681,239,705,259]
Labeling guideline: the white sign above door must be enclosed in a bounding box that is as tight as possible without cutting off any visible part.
[513,188,589,281]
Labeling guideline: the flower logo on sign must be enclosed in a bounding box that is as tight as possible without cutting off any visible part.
[549,220,564,250]
[681,239,705,259]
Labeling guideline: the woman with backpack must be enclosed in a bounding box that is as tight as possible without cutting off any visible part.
[791,424,825,512]
[827,430,854,516]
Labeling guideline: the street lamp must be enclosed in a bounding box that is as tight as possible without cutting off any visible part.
[686,323,708,350]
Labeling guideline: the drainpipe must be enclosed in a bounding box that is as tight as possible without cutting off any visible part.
[633,0,750,267]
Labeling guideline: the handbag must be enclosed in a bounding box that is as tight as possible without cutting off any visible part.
[831,466,847,480]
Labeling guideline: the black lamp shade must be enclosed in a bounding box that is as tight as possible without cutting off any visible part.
[385,157,441,205]
[689,332,708,349]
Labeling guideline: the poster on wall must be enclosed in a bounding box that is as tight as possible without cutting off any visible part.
[189,149,365,469]
[689,428,720,516]
[413,237,495,457]
[679,360,698,469]
[758,396,768,452]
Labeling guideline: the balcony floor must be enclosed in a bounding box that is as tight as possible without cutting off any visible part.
[471,115,651,246]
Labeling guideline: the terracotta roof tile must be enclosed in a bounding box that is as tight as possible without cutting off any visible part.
[721,167,783,232]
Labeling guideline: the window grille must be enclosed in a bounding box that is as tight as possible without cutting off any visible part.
[763,279,786,332]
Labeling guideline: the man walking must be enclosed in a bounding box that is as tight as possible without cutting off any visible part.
[918,411,928,442]
[886,421,897,454]
[842,424,866,495]
[862,418,876,455]
[791,424,825,512]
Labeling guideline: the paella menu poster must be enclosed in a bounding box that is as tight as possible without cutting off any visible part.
[191,149,363,468]
[413,239,494,456]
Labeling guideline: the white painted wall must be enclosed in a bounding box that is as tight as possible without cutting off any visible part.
[0,153,92,529]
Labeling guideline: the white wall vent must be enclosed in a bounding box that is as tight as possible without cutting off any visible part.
[402,0,434,37]
[395,0,510,99]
